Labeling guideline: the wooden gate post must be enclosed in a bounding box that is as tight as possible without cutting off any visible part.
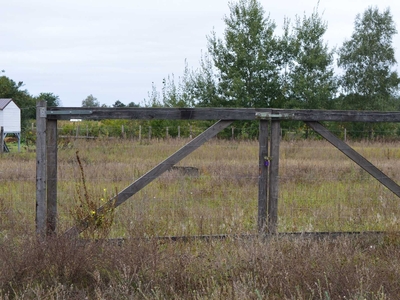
[268,120,281,234]
[258,120,269,233]
[47,118,58,234]
[0,126,4,154]
[36,101,47,237]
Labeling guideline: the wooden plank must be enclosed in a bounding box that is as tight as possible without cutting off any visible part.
[0,126,3,154]
[47,107,400,122]
[258,120,269,233]
[36,101,47,237]
[46,119,58,235]
[306,121,400,198]
[65,120,233,236]
[268,120,281,234]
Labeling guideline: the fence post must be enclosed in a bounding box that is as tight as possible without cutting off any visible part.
[121,124,126,139]
[189,125,192,139]
[258,121,269,233]
[268,119,281,234]
[47,118,58,235]
[36,100,47,237]
[178,126,180,138]
[0,126,3,154]
[139,125,142,142]
[166,127,169,139]
[231,126,235,140]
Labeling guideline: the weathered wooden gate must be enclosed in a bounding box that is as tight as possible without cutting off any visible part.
[36,101,400,237]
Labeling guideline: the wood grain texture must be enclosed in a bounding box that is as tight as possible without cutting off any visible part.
[36,101,47,237]
[258,121,269,233]
[47,107,400,122]
[268,120,281,234]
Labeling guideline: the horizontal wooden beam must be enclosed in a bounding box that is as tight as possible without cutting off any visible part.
[46,107,400,122]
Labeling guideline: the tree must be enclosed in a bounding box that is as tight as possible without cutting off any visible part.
[190,51,222,107]
[81,94,100,107]
[207,0,281,108]
[37,92,61,107]
[112,100,126,108]
[127,102,140,107]
[283,8,337,109]
[338,7,400,111]
[0,75,35,125]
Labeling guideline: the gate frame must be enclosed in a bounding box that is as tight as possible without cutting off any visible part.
[36,101,400,237]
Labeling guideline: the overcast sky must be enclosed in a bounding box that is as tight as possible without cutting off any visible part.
[1,0,399,107]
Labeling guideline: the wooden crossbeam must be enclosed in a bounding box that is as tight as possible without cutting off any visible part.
[65,120,233,237]
[47,107,400,122]
[306,121,400,198]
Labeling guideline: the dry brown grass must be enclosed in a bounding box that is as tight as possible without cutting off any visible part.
[1,137,400,298]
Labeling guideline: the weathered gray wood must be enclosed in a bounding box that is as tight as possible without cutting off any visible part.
[65,120,233,236]
[46,119,58,235]
[258,121,269,233]
[0,126,3,154]
[36,101,47,237]
[268,120,281,234]
[306,121,400,198]
[47,107,400,122]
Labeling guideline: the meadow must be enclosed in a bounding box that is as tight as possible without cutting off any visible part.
[1,136,400,298]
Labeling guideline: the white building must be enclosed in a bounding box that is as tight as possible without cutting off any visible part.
[0,98,21,151]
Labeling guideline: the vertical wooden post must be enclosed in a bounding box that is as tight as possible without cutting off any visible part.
[268,120,281,234]
[258,120,269,233]
[47,119,57,235]
[231,126,235,140]
[166,127,169,139]
[139,125,142,142]
[189,125,192,139]
[36,101,47,237]
[0,126,4,154]
[178,126,181,138]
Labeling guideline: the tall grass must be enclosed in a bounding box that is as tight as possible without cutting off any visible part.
[1,138,400,298]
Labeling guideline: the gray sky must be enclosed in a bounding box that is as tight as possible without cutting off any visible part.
[1,0,399,107]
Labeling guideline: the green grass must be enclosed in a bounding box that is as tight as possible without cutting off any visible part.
[1,137,400,298]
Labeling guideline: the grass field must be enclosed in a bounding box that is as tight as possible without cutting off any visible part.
[1,137,400,298]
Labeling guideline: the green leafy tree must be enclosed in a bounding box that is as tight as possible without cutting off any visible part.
[207,0,281,108]
[284,8,337,109]
[0,75,35,126]
[82,94,100,107]
[37,92,61,107]
[190,52,221,107]
[112,100,126,108]
[127,102,140,107]
[338,7,400,111]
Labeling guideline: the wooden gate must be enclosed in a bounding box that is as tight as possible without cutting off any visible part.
[36,101,400,237]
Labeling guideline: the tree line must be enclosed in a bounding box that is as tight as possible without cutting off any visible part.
[1,0,399,140]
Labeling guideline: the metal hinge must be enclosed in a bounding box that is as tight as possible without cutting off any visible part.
[39,107,46,118]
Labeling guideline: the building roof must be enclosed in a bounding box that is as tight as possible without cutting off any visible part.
[0,98,12,110]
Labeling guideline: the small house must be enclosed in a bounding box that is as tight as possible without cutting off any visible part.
[0,98,21,152]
